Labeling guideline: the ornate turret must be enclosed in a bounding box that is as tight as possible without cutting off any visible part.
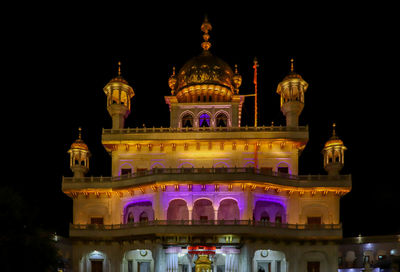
[322,123,347,176]
[68,127,90,178]
[276,59,309,127]
[103,62,135,129]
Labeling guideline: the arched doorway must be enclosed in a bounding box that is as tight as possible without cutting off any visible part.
[254,200,286,224]
[167,199,189,221]
[199,113,211,127]
[193,199,214,222]
[217,199,240,220]
[253,250,287,272]
[182,113,194,128]
[124,201,154,224]
[215,112,228,127]
[122,250,154,272]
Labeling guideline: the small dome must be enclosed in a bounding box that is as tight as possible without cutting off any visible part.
[69,128,89,152]
[324,124,346,149]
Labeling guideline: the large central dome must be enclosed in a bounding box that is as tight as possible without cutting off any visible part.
[168,18,241,103]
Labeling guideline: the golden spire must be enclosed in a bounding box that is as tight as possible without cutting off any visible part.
[78,127,82,140]
[253,58,259,127]
[332,123,337,137]
[232,64,242,94]
[201,15,212,52]
[168,66,177,95]
[290,58,294,72]
[118,61,122,77]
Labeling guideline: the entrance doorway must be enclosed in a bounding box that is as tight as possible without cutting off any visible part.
[91,260,103,272]
[307,261,320,272]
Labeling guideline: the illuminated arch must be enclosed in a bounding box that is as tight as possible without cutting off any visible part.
[193,198,214,221]
[214,110,230,127]
[167,199,189,220]
[179,110,195,128]
[197,110,212,127]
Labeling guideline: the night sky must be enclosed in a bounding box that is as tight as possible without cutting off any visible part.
[4,4,399,238]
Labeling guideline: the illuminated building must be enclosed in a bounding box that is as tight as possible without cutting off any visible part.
[62,17,352,272]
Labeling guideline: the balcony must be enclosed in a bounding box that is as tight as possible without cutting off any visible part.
[101,125,309,142]
[62,167,352,191]
[69,220,342,241]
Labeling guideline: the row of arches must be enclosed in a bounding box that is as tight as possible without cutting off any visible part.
[179,110,230,128]
[123,199,286,224]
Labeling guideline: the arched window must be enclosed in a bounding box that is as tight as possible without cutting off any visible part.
[139,211,148,222]
[260,211,270,222]
[199,113,210,127]
[127,212,134,223]
[167,199,189,220]
[216,113,228,127]
[182,113,194,127]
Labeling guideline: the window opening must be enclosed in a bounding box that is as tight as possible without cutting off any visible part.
[199,113,210,127]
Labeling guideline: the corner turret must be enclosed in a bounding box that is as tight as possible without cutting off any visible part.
[68,127,90,178]
[103,62,135,129]
[322,123,347,176]
[276,59,308,127]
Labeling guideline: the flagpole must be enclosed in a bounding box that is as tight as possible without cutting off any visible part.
[253,57,259,127]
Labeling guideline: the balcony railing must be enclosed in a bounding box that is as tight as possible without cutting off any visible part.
[70,220,342,231]
[63,167,351,184]
[102,125,308,135]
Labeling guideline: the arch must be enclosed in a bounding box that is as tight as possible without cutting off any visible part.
[299,250,330,272]
[120,162,134,176]
[244,161,255,168]
[182,113,194,128]
[214,161,230,168]
[260,211,270,222]
[215,111,229,127]
[301,203,329,224]
[127,212,134,223]
[178,162,194,168]
[193,198,214,221]
[122,249,154,272]
[167,199,189,220]
[80,250,110,272]
[218,199,240,220]
[254,200,286,223]
[139,211,148,222]
[276,161,291,174]
[124,201,154,224]
[197,111,212,127]
[253,249,287,272]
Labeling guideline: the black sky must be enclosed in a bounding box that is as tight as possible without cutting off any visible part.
[4,4,399,237]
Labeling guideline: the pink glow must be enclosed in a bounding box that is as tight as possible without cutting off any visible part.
[150,162,165,169]
[213,161,230,168]
[178,162,195,168]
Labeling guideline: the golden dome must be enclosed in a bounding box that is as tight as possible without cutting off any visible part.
[170,17,239,102]
[174,53,236,99]
[324,123,346,149]
[279,59,308,85]
[69,128,89,151]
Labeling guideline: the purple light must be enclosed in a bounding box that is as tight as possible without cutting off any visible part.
[199,113,210,127]
[150,162,165,169]
[178,162,195,168]
[213,161,230,167]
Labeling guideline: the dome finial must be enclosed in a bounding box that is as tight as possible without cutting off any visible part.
[290,58,294,72]
[201,15,212,52]
[332,122,337,137]
[78,127,82,140]
[118,61,122,77]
